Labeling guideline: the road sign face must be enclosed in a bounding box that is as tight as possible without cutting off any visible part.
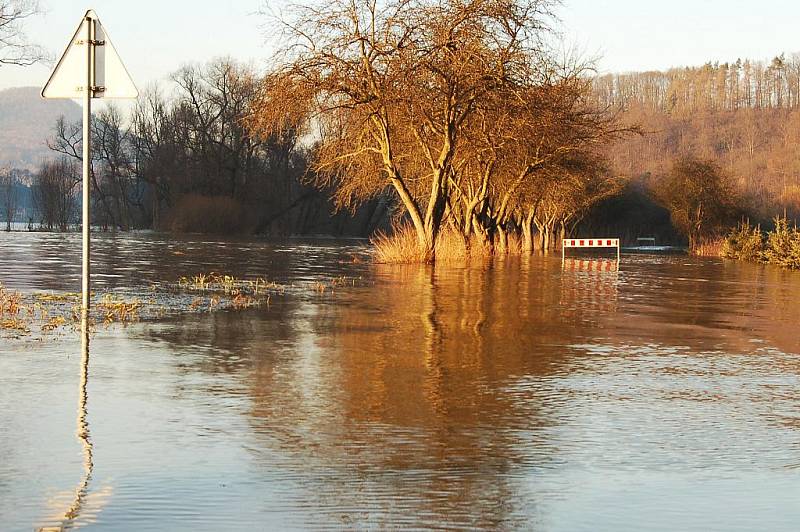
[41,10,138,99]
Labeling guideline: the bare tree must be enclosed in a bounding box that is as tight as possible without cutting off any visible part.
[651,156,739,251]
[249,0,558,260]
[0,0,44,66]
[0,167,19,230]
[32,158,78,231]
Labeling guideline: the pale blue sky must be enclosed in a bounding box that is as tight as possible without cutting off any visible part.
[2,0,800,91]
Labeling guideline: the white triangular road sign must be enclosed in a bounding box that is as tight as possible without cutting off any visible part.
[42,10,138,99]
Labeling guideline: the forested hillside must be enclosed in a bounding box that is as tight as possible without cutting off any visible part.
[594,55,800,221]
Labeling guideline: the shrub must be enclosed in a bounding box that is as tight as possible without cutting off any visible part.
[763,217,800,269]
[721,222,764,261]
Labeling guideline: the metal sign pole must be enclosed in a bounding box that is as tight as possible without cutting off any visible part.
[42,9,138,315]
[82,16,92,314]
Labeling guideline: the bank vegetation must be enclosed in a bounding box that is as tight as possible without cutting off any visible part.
[722,218,800,269]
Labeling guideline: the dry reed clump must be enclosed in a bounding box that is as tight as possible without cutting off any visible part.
[502,232,523,257]
[433,229,470,263]
[372,226,434,263]
[169,194,254,234]
[372,225,523,263]
[693,238,725,257]
[372,225,484,263]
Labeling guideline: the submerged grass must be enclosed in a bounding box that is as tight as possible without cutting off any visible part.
[1,282,147,339]
[1,266,361,341]
[96,294,143,325]
[693,238,725,257]
[177,272,281,296]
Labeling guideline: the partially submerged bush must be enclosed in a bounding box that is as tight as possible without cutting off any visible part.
[722,217,800,269]
[763,217,800,269]
[722,223,764,261]
[373,225,496,263]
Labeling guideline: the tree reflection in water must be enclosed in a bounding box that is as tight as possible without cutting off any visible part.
[127,255,800,528]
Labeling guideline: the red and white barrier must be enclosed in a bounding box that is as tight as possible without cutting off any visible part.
[562,238,620,261]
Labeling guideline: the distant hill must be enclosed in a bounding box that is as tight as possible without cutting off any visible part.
[0,86,81,172]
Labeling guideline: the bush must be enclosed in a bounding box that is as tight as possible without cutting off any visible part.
[169,194,254,234]
[763,217,800,269]
[722,217,800,269]
[722,222,764,261]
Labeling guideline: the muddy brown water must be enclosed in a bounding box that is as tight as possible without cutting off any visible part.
[1,232,799,531]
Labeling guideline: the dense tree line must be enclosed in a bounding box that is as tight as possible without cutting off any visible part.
[594,55,800,113]
[46,59,384,235]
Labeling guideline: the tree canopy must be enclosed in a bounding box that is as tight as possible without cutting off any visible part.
[249,0,626,259]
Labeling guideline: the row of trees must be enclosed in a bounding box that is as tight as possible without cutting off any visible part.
[0,167,21,230]
[594,54,800,114]
[1,162,81,231]
[5,0,631,256]
[248,0,629,259]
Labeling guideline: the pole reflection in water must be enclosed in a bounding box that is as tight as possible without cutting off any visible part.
[39,314,94,532]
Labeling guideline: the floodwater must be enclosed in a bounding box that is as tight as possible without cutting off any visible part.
[1,232,800,531]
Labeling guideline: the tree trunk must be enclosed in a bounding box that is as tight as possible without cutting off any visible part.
[522,208,536,254]
[522,224,533,254]
[497,226,508,254]
[543,226,551,253]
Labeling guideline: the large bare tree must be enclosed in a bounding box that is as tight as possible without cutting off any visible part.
[0,0,43,66]
[249,0,557,260]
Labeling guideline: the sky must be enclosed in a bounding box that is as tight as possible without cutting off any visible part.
[2,0,800,92]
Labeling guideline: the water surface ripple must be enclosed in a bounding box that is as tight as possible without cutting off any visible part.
[1,232,799,530]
